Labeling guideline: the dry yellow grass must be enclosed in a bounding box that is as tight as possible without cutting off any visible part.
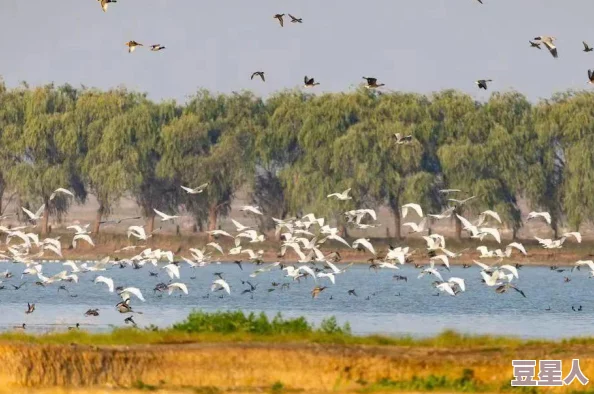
[1,341,594,393]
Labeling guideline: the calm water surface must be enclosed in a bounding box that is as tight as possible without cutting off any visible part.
[0,261,591,339]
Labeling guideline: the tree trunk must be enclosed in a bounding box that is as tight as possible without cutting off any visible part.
[455,210,462,241]
[389,195,401,241]
[147,213,155,234]
[207,203,218,241]
[393,210,402,241]
[552,218,558,239]
[41,204,50,235]
[93,204,104,235]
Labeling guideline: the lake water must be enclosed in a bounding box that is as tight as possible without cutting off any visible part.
[0,261,591,339]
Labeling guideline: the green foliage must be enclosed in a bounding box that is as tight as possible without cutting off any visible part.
[132,380,159,391]
[319,316,351,335]
[0,80,593,236]
[270,381,285,394]
[364,370,483,393]
[172,310,347,336]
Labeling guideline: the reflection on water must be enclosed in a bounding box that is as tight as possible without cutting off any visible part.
[0,262,591,339]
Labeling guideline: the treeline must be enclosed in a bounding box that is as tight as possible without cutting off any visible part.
[0,81,591,238]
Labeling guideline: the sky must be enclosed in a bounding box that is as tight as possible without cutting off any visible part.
[1,0,593,103]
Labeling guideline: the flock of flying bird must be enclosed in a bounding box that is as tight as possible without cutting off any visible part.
[2,181,593,330]
[99,0,594,90]
[6,0,593,330]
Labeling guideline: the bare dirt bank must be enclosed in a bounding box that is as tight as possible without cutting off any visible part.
[36,231,594,266]
[1,341,594,392]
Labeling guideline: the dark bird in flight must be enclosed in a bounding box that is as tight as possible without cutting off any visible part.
[496,283,526,298]
[274,14,285,27]
[534,36,558,58]
[311,286,327,299]
[362,77,385,89]
[476,79,492,90]
[348,289,358,297]
[304,76,320,88]
[25,302,35,314]
[476,0,483,3]
[124,316,137,327]
[529,41,541,49]
[125,41,143,53]
[99,0,116,12]
[150,44,166,51]
[234,260,243,271]
[251,71,265,82]
[289,14,303,23]
[583,42,593,52]
[84,308,99,317]
[116,299,140,314]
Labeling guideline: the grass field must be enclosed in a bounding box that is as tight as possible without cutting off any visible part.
[1,311,594,393]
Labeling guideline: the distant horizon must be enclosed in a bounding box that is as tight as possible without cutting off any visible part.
[1,0,594,104]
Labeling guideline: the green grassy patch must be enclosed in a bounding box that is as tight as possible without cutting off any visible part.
[1,310,594,350]
[359,369,488,392]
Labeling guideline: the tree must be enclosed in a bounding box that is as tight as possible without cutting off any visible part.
[254,90,311,230]
[530,91,594,233]
[159,91,263,237]
[3,84,86,234]
[75,89,142,233]
[437,91,532,239]
[127,99,180,233]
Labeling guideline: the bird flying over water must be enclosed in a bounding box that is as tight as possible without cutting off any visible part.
[534,36,558,58]
[181,183,208,194]
[304,76,320,88]
[527,211,551,225]
[99,0,116,12]
[476,79,492,90]
[22,204,45,223]
[327,188,352,200]
[251,72,265,82]
[363,77,385,89]
[125,41,143,53]
[274,14,285,27]
[153,209,180,222]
